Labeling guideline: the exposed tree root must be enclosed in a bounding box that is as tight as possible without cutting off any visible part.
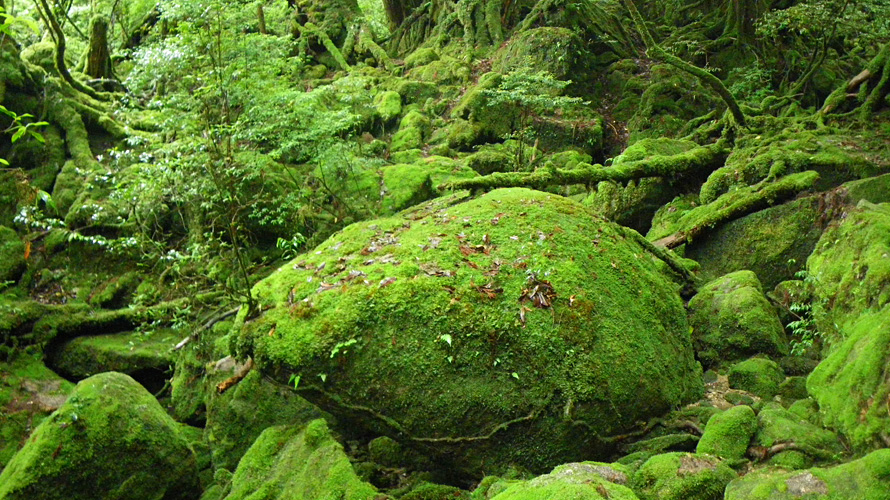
[820,42,890,119]
[438,141,728,192]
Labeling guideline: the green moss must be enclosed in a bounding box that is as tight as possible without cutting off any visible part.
[450,72,517,141]
[47,329,179,381]
[807,310,890,451]
[391,110,432,152]
[777,376,808,401]
[381,164,435,212]
[0,226,25,283]
[404,48,440,69]
[696,405,756,460]
[220,419,379,500]
[682,196,823,289]
[724,448,890,500]
[688,271,788,368]
[402,482,469,500]
[631,452,736,500]
[842,173,890,205]
[374,90,403,124]
[20,41,57,73]
[466,149,513,175]
[728,357,785,399]
[492,28,585,81]
[754,403,842,469]
[407,56,471,85]
[489,462,638,500]
[0,372,199,499]
[233,188,702,474]
[87,272,141,308]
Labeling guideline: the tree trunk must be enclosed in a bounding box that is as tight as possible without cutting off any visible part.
[84,16,112,80]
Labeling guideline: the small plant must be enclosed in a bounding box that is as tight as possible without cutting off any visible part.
[276,233,306,260]
[786,263,821,356]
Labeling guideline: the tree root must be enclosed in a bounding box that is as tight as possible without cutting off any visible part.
[747,441,838,462]
[438,141,729,192]
[820,42,890,118]
[653,171,819,250]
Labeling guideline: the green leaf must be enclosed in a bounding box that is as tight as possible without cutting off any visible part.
[440,334,452,346]
[38,190,57,211]
[511,372,520,380]
[10,127,25,143]
[0,158,8,166]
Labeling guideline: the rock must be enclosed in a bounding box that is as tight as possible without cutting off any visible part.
[493,27,585,81]
[233,188,703,474]
[724,448,890,499]
[374,91,402,124]
[696,405,757,460]
[0,372,199,499]
[778,376,809,401]
[753,402,842,469]
[391,110,431,152]
[681,197,823,289]
[687,271,788,368]
[630,452,736,500]
[481,462,639,500]
[728,357,785,399]
[218,419,380,500]
[0,226,25,284]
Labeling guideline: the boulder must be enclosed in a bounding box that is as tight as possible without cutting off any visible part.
[696,405,756,460]
[233,188,703,474]
[631,452,736,500]
[480,462,639,500]
[728,357,785,399]
[0,226,25,284]
[724,448,890,499]
[753,403,842,469]
[218,419,380,500]
[0,372,199,500]
[687,271,788,368]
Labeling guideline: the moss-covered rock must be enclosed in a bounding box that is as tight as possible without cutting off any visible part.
[493,28,585,81]
[374,90,402,124]
[688,271,788,368]
[391,110,432,152]
[219,419,380,500]
[0,353,74,469]
[46,330,180,391]
[0,226,25,283]
[0,372,199,499]
[728,357,785,399]
[682,196,823,289]
[778,376,809,401]
[407,56,471,85]
[631,452,736,500]
[484,462,639,500]
[724,448,890,499]
[695,405,756,460]
[233,188,703,474]
[450,72,517,141]
[753,403,842,469]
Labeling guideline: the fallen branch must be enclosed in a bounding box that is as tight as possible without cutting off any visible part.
[653,170,819,250]
[438,141,729,192]
[173,306,241,351]
[216,357,254,394]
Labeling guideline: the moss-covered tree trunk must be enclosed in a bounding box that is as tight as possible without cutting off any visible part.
[84,16,112,80]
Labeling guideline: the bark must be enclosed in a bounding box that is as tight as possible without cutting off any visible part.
[84,16,112,80]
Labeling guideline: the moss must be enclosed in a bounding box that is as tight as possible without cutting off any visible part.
[842,173,890,204]
[687,271,788,369]
[205,369,331,471]
[233,188,702,475]
[492,28,585,81]
[394,80,439,104]
[724,448,890,499]
[0,372,199,499]
[220,419,380,500]
[695,405,756,460]
[807,202,890,336]
[806,310,890,451]
[391,110,432,152]
[46,329,179,382]
[488,462,638,500]
[0,352,74,469]
[20,41,57,73]
[777,376,808,401]
[374,90,403,124]
[87,271,141,308]
[466,149,515,176]
[682,195,823,289]
[631,452,736,500]
[450,72,517,141]
[404,48,440,69]
[402,482,469,500]
[381,164,435,212]
[444,118,481,151]
[407,56,471,85]
[0,226,25,283]
[754,403,842,469]
[728,357,785,399]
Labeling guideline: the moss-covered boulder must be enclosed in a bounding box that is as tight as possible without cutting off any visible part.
[0,353,74,469]
[0,372,200,499]
[696,405,757,460]
[682,196,823,289]
[217,419,380,500]
[724,448,890,499]
[493,28,585,81]
[234,188,703,474]
[391,110,431,152]
[481,462,639,500]
[631,452,736,500]
[0,226,25,283]
[46,330,180,391]
[728,357,785,399]
[374,90,402,124]
[753,403,842,469]
[688,271,788,368]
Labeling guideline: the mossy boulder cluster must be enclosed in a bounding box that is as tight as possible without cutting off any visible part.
[234,188,703,473]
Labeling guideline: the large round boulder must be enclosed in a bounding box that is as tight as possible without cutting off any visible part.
[234,188,703,474]
[0,372,200,500]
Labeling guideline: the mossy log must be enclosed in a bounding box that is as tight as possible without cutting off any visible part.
[653,171,819,249]
[820,42,890,119]
[438,141,729,191]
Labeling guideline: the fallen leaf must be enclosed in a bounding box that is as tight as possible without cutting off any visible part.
[379,277,397,287]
